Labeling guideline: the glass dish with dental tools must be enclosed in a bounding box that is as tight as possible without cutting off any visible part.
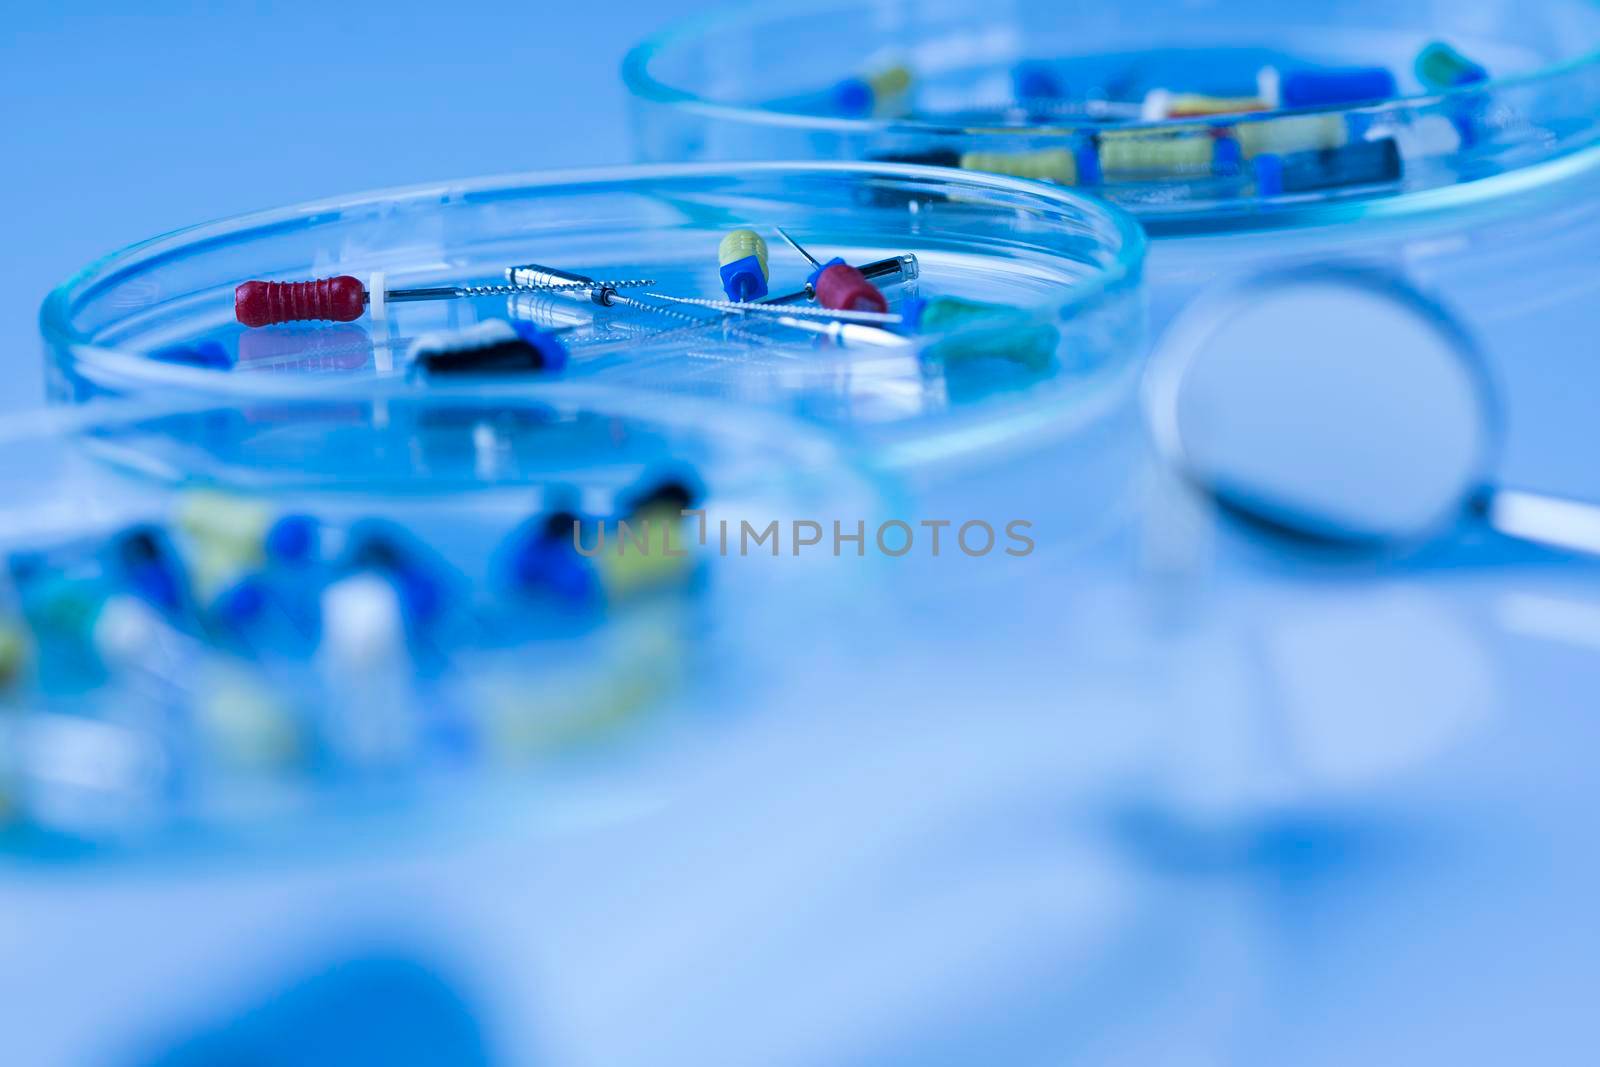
[626,0,1600,223]
[40,163,1145,478]
[0,386,883,852]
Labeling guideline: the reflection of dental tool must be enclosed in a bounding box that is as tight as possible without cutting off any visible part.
[405,320,570,377]
[830,62,913,117]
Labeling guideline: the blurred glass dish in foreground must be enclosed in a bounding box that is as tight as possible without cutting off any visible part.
[0,385,883,852]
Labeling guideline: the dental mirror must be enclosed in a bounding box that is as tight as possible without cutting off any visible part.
[1145,268,1600,556]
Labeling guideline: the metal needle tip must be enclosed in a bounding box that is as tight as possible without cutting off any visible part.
[774,226,823,269]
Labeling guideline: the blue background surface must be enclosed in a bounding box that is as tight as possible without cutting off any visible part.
[4,6,1600,1066]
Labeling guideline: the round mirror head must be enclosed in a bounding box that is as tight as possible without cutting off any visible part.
[1145,268,1498,548]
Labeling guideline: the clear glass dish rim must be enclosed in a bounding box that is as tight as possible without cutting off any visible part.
[0,378,889,501]
[38,160,1146,389]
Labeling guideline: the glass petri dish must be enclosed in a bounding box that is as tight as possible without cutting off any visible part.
[40,163,1145,480]
[625,1,1600,499]
[625,0,1600,222]
[0,384,883,853]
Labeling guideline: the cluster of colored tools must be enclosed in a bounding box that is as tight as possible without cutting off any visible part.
[1010,41,1486,119]
[166,226,1057,375]
[0,475,703,707]
[855,41,1490,199]
[835,42,1486,121]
